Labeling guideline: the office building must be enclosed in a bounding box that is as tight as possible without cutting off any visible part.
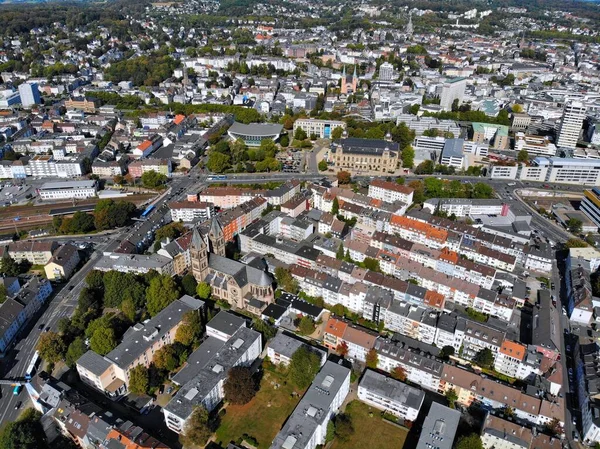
[581,188,600,230]
[440,138,465,168]
[471,123,509,150]
[379,62,395,81]
[18,83,41,107]
[557,101,586,149]
[440,78,466,111]
[416,402,461,449]
[270,361,350,449]
[358,369,424,420]
[38,180,98,200]
[293,119,346,139]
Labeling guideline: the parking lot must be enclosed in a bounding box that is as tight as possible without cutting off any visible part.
[0,182,33,206]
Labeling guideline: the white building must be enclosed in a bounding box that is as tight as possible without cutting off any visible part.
[169,201,214,222]
[440,78,466,111]
[358,369,424,421]
[514,133,557,157]
[18,83,41,107]
[557,101,587,149]
[293,119,346,139]
[368,179,414,204]
[270,361,350,449]
[379,62,395,81]
[38,180,97,200]
[481,414,533,449]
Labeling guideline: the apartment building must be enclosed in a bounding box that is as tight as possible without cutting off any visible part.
[481,414,533,449]
[270,361,350,449]
[44,243,80,281]
[267,330,327,367]
[557,101,586,149]
[8,240,58,265]
[416,403,460,449]
[323,317,377,363]
[95,252,174,276]
[168,201,214,222]
[128,158,172,178]
[358,369,424,421]
[368,180,414,204]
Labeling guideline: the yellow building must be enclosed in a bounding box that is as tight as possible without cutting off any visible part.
[44,244,80,281]
[332,137,399,173]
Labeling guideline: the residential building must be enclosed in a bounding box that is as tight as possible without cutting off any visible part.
[557,101,587,149]
[128,158,172,178]
[8,240,58,265]
[163,312,261,432]
[38,180,98,200]
[581,188,600,230]
[379,62,395,81]
[270,361,351,449]
[416,403,461,449]
[267,330,327,367]
[169,201,214,222]
[293,118,346,139]
[95,252,174,276]
[472,123,509,150]
[481,413,533,449]
[44,243,80,281]
[65,97,99,113]
[323,317,378,363]
[368,180,414,204]
[440,78,466,111]
[358,369,424,421]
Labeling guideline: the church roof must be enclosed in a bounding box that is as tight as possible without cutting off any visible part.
[208,254,272,287]
[209,216,223,237]
[191,227,205,250]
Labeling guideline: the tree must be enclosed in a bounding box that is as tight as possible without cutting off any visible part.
[318,160,328,171]
[175,311,203,347]
[445,388,458,408]
[334,413,355,442]
[0,255,24,276]
[473,347,494,369]
[336,244,345,260]
[366,348,379,369]
[120,297,136,322]
[296,315,316,336]
[274,267,299,294]
[65,337,87,368]
[289,346,321,389]
[128,365,149,395]
[512,104,524,113]
[336,341,349,357]
[0,284,7,304]
[94,200,136,231]
[37,332,66,364]
[391,366,407,381]
[252,318,277,340]
[224,366,257,405]
[155,222,185,242]
[196,282,212,300]
[439,345,455,360]
[90,327,118,356]
[401,145,415,169]
[337,170,351,184]
[456,434,483,449]
[517,149,529,162]
[294,127,307,141]
[181,274,198,297]
[545,417,562,436]
[331,197,340,215]
[207,151,231,173]
[566,238,588,248]
[181,406,212,448]
[472,182,494,199]
[154,345,179,371]
[0,408,47,449]
[414,160,434,175]
[147,274,181,316]
[567,218,583,234]
[331,127,344,140]
[362,257,381,272]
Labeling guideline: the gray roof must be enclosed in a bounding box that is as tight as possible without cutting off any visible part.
[270,361,350,449]
[164,326,261,420]
[268,331,326,362]
[208,254,272,287]
[40,180,97,190]
[77,350,113,376]
[105,298,198,369]
[228,121,283,137]
[338,138,399,155]
[207,310,246,338]
[441,138,464,159]
[359,369,425,411]
[416,402,461,449]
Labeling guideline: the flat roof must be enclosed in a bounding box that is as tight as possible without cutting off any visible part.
[359,369,425,410]
[416,402,461,449]
[228,122,283,137]
[40,180,97,190]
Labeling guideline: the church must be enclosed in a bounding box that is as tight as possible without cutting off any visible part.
[190,217,274,311]
[340,65,358,95]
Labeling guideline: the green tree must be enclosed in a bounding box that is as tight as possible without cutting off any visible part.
[37,332,66,364]
[294,127,307,141]
[414,160,435,175]
[65,337,88,368]
[155,222,185,242]
[175,310,203,347]
[94,200,136,231]
[439,345,455,360]
[154,345,179,371]
[296,315,316,336]
[331,197,340,215]
[0,255,24,276]
[120,297,136,322]
[147,274,181,316]
[196,282,212,300]
[331,127,344,140]
[362,257,381,272]
[181,274,198,297]
[336,244,345,260]
[224,366,257,405]
[90,327,117,356]
[517,149,529,162]
[141,170,168,188]
[456,434,483,449]
[402,145,415,169]
[290,346,321,389]
[472,182,494,199]
[366,348,379,369]
[181,406,212,448]
[318,160,328,171]
[566,218,583,234]
[334,413,355,442]
[473,347,494,368]
[275,267,299,293]
[0,284,7,304]
[207,151,231,173]
[566,238,588,248]
[0,408,47,449]
[445,388,458,408]
[252,318,277,340]
[128,365,149,395]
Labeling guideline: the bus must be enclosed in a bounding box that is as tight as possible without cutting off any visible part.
[141,204,155,218]
[13,385,21,395]
[25,351,40,381]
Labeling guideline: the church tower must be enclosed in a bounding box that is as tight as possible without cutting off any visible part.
[190,227,209,282]
[208,217,226,257]
[351,65,358,92]
[340,65,348,94]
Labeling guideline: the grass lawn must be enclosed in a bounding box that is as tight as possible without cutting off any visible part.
[331,400,409,449]
[215,368,302,449]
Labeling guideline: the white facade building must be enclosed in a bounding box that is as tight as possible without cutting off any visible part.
[38,180,97,200]
[557,101,587,149]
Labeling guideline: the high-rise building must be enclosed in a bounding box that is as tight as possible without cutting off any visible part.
[557,101,587,149]
[379,62,395,81]
[18,83,40,107]
[439,78,466,111]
